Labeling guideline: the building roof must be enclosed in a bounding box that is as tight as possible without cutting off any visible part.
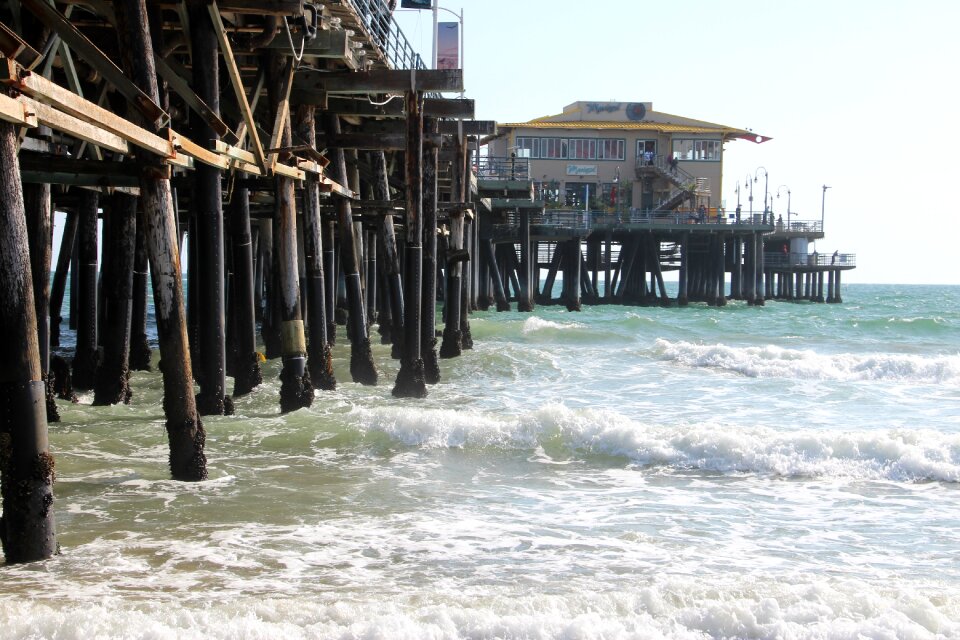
[498,101,770,143]
[500,120,767,140]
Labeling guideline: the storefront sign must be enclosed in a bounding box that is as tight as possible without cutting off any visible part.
[566,164,598,176]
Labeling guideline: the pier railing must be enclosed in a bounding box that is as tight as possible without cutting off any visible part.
[341,0,427,70]
[770,218,823,233]
[764,252,856,268]
[477,156,531,181]
[531,208,775,229]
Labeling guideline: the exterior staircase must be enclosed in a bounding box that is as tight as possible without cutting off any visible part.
[636,154,706,213]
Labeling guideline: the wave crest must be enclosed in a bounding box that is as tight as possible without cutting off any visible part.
[653,339,960,383]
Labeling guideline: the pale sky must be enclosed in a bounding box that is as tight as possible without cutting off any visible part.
[396,0,960,284]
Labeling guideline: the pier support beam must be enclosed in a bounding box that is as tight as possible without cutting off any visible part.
[24,183,57,421]
[190,0,229,416]
[421,117,440,384]
[295,105,335,391]
[0,115,57,563]
[228,187,263,396]
[393,91,426,398]
[373,151,405,360]
[440,131,467,358]
[72,191,99,390]
[129,205,152,371]
[114,0,206,480]
[93,193,136,406]
[270,53,313,412]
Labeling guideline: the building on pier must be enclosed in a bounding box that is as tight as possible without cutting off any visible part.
[485,101,768,216]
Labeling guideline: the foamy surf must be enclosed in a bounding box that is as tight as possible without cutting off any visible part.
[347,403,960,482]
[1,575,955,640]
[653,338,960,383]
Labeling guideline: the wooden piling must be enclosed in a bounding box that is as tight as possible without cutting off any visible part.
[372,151,405,359]
[92,192,136,405]
[421,117,440,384]
[228,186,263,396]
[325,114,377,386]
[114,0,206,480]
[294,105,335,391]
[0,115,57,563]
[189,0,229,415]
[268,53,313,412]
[393,91,427,398]
[129,204,152,371]
[72,190,99,390]
[23,183,57,421]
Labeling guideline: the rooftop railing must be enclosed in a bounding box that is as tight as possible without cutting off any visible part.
[476,156,530,181]
[342,0,427,70]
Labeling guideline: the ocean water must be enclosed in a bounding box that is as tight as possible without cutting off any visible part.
[2,283,959,639]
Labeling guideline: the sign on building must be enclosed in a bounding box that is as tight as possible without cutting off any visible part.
[566,164,598,176]
[401,0,432,8]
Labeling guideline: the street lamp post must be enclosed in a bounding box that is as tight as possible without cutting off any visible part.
[747,173,754,218]
[821,185,831,232]
[754,166,768,224]
[776,185,790,228]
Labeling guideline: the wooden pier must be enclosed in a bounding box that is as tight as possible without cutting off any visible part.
[0,1,854,564]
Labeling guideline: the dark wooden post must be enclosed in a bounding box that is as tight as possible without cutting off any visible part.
[372,151,405,359]
[834,270,843,303]
[483,239,510,311]
[93,192,137,405]
[189,0,229,415]
[129,203,152,371]
[421,117,440,384]
[114,0,206,480]
[0,115,57,563]
[229,186,263,395]
[677,232,689,306]
[460,216,474,350]
[518,208,534,312]
[72,191,99,390]
[267,53,313,411]
[565,238,582,312]
[324,114,377,385]
[49,211,77,349]
[755,234,765,306]
[294,105,335,391]
[24,184,57,421]
[440,131,467,357]
[393,91,427,398]
[716,234,727,306]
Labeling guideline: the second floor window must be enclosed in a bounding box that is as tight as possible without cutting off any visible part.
[568,138,596,160]
[598,139,625,160]
[515,137,539,158]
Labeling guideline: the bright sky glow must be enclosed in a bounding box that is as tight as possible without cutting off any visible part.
[395,0,960,284]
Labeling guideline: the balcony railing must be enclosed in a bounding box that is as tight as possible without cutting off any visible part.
[476,156,530,181]
[342,0,427,70]
[764,252,856,268]
[769,218,823,233]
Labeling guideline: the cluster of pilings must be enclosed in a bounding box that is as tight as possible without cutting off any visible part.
[468,211,853,310]
[0,0,492,564]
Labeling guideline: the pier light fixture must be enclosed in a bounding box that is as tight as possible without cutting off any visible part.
[746,173,754,217]
[754,167,769,224]
[821,185,831,232]
[776,185,791,228]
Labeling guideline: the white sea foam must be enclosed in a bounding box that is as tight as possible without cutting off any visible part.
[653,338,960,383]
[522,316,587,333]
[1,575,956,639]
[350,403,960,482]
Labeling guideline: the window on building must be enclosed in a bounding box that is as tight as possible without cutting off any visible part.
[541,138,568,159]
[695,139,721,160]
[568,138,597,160]
[598,139,625,161]
[671,139,695,161]
[515,136,539,158]
[671,139,721,161]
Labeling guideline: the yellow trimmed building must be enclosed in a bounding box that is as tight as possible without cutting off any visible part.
[486,101,768,216]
